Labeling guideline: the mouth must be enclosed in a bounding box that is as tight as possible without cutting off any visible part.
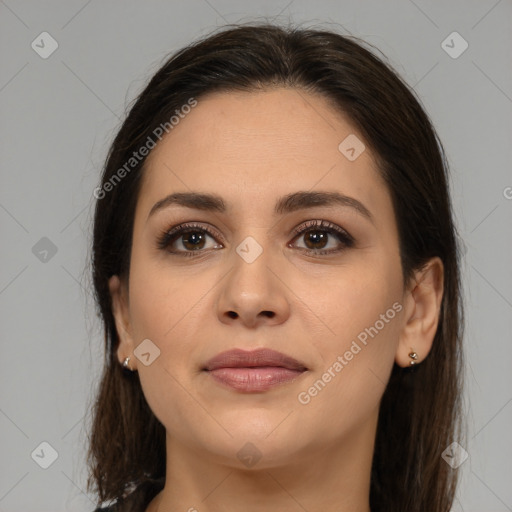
[202,348,308,392]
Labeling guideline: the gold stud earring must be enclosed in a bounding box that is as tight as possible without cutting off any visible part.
[122,356,134,372]
[408,348,418,366]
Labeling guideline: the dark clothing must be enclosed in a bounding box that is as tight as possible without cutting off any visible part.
[92,478,164,512]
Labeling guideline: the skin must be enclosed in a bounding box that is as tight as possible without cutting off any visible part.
[109,88,444,512]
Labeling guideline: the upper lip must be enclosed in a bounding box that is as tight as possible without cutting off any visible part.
[203,348,307,371]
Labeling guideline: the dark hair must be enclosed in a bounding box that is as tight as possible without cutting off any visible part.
[86,22,465,512]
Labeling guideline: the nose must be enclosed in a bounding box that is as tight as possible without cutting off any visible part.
[216,244,290,329]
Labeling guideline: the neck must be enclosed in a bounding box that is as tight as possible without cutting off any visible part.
[146,411,377,512]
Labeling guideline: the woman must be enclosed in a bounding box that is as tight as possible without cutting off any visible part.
[87,23,465,512]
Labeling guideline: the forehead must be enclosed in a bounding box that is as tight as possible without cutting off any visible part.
[138,88,389,222]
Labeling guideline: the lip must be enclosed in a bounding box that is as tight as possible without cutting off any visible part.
[203,348,308,392]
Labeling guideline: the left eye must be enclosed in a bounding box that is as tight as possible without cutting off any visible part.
[292,228,343,252]
[289,220,355,254]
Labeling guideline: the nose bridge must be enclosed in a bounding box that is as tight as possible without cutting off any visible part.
[231,232,274,298]
[216,229,289,326]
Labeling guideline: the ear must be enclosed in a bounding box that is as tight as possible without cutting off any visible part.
[109,274,137,370]
[395,257,444,367]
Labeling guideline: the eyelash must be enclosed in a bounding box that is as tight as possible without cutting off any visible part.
[156,220,355,258]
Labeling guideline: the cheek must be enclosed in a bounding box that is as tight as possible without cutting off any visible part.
[127,263,210,434]
[127,256,206,341]
[296,255,402,409]
[299,256,402,351]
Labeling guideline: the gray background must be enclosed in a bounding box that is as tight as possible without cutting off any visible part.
[1,1,511,511]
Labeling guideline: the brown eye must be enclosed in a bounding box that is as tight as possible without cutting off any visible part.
[291,220,354,255]
[179,231,208,251]
[302,230,330,250]
[157,223,223,256]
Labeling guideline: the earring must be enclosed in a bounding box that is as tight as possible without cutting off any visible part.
[122,356,134,372]
[408,348,418,366]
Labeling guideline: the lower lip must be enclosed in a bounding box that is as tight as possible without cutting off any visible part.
[205,367,306,392]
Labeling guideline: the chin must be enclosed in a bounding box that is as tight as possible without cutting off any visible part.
[205,434,308,471]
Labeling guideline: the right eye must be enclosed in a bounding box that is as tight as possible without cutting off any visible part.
[156,223,224,257]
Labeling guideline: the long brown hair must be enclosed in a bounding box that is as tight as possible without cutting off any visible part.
[86,22,465,512]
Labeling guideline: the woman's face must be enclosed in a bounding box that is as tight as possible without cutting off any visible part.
[111,88,408,468]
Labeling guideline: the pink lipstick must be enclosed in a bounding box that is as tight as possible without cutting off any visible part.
[203,348,307,392]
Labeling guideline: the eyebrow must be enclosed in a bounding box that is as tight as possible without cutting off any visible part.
[147,190,374,224]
